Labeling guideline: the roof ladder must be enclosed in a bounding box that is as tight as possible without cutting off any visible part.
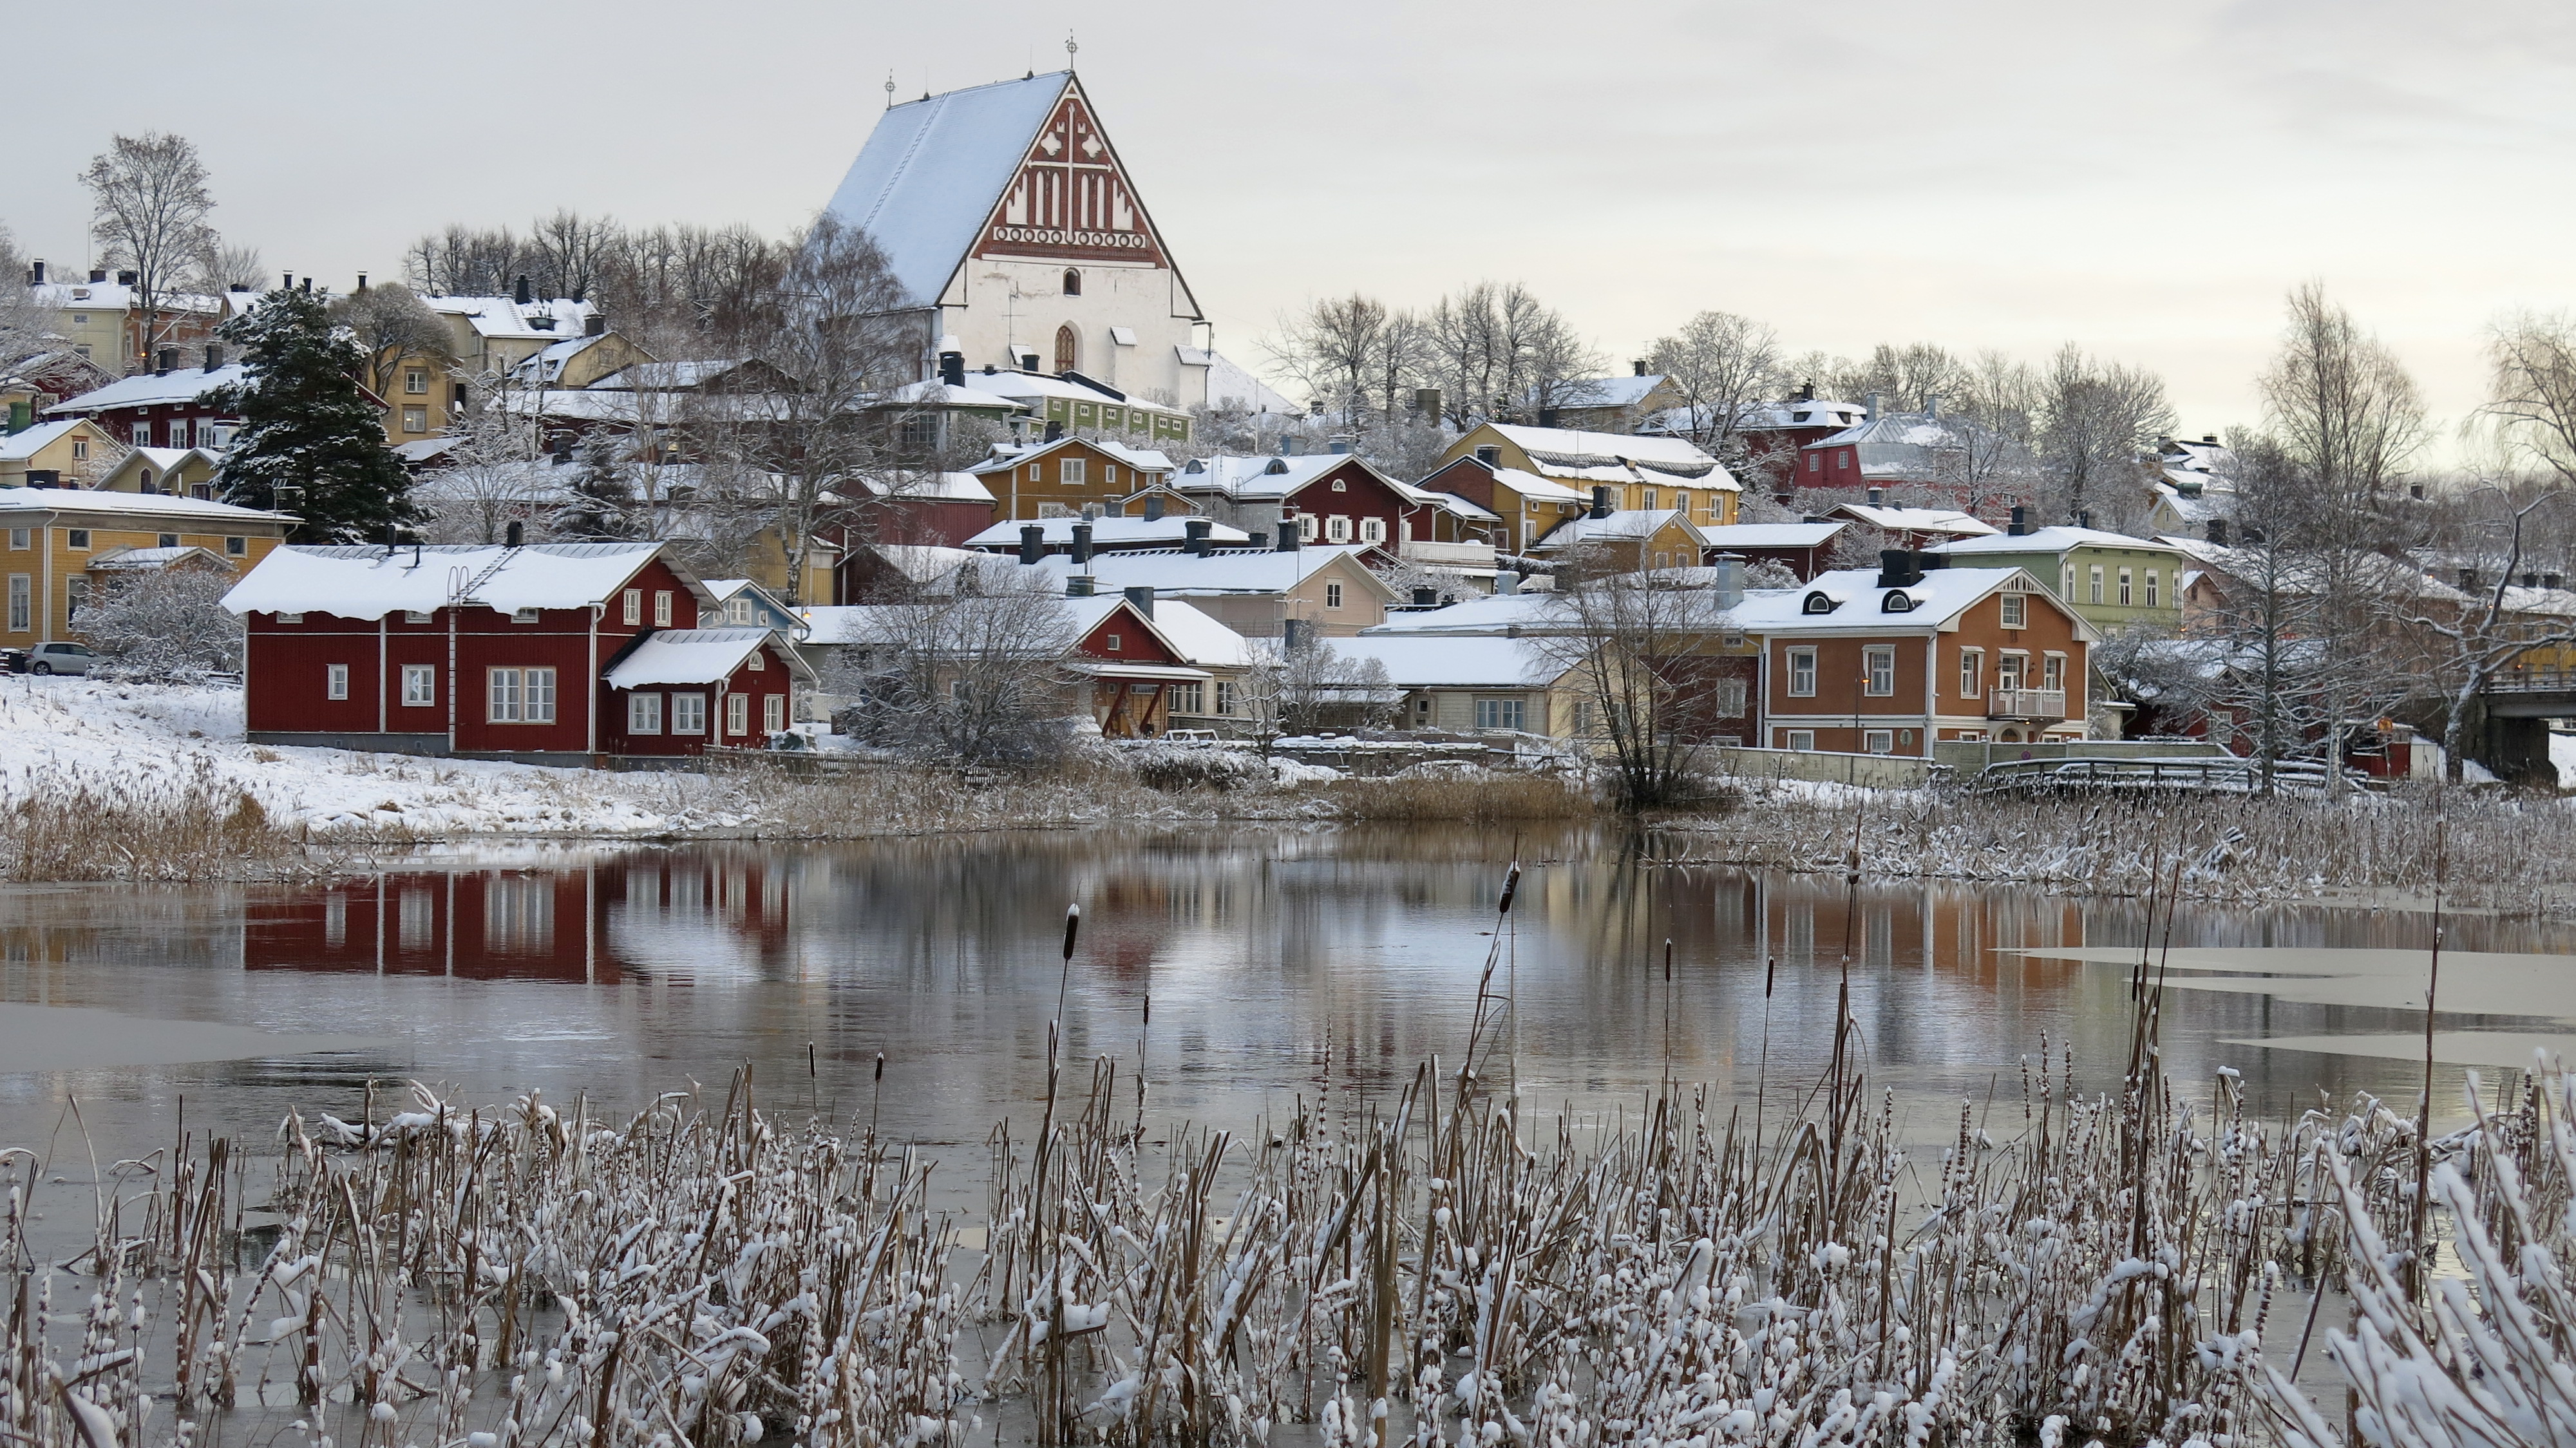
[449,546,520,607]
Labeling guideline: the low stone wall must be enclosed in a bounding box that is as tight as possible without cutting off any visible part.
[1701,745,1934,789]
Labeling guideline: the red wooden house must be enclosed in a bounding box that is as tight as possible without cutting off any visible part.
[222,540,813,765]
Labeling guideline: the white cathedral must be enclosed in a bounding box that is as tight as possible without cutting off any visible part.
[826,70,1282,415]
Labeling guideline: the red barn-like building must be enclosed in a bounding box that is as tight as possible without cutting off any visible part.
[222,540,813,764]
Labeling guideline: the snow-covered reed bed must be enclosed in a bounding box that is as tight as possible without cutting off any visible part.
[1678,784,2576,913]
[6,965,2520,1444]
[0,756,314,882]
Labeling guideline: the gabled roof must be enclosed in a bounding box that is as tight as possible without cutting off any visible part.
[0,419,105,460]
[1175,451,1360,501]
[1333,634,1572,689]
[966,368,1193,419]
[604,627,813,687]
[87,544,230,572]
[1927,525,2184,557]
[1805,409,2038,483]
[1698,522,1846,549]
[0,485,290,524]
[44,364,249,415]
[969,433,1175,476]
[964,515,1250,549]
[507,332,632,384]
[1531,508,1704,551]
[1728,565,2096,640]
[1739,397,1868,432]
[422,295,596,341]
[1828,502,1999,537]
[222,542,692,620]
[824,72,1075,306]
[1476,423,1732,487]
[1552,374,1670,410]
[1027,544,1397,599]
[1429,457,1591,506]
[1361,591,1575,636]
[849,470,997,504]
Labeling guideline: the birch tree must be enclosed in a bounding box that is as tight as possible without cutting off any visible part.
[80,132,218,370]
[1423,282,1601,427]
[1542,561,1734,810]
[1645,311,1779,453]
[2407,484,2576,778]
[2031,343,2172,530]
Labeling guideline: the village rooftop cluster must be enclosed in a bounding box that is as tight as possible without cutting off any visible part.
[8,71,2576,790]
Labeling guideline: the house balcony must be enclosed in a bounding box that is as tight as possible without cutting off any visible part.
[1399,539,1498,569]
[1987,688,2066,721]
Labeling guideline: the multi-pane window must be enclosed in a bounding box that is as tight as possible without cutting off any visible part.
[726,692,750,736]
[653,591,673,627]
[1359,517,1386,542]
[2145,570,2160,608]
[401,408,427,433]
[1327,516,1351,542]
[762,694,786,732]
[1061,458,1086,486]
[2118,568,2134,606]
[1474,697,1526,731]
[1785,730,1817,751]
[404,369,428,395]
[1214,680,1234,716]
[1325,582,1344,609]
[488,667,557,723]
[670,693,706,734]
[1864,646,1896,696]
[402,664,436,706]
[2088,566,2105,604]
[627,692,662,734]
[2000,593,2027,628]
[2061,566,2076,598]
[1169,681,1204,714]
[326,663,350,700]
[1864,730,1895,755]
[1786,647,1818,696]
[2043,655,2066,691]
[6,576,27,633]
[1640,488,1658,510]
[1958,649,1983,698]
[623,589,643,625]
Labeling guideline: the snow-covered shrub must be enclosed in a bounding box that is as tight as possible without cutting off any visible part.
[1124,742,1271,793]
[76,565,243,681]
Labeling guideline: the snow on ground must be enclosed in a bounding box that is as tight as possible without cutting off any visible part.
[0,677,741,837]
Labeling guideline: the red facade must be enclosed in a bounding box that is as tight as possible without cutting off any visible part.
[243,555,797,761]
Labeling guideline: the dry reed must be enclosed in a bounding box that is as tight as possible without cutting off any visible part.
[1325,772,1602,824]
[0,757,314,882]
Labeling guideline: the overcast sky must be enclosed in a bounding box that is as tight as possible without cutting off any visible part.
[11,0,2573,453]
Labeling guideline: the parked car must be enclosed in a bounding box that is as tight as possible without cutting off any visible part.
[24,643,93,676]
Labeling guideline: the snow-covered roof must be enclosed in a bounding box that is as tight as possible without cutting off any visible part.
[44,364,247,415]
[798,592,1236,669]
[1698,522,1846,549]
[393,437,464,465]
[1021,544,1392,598]
[849,470,997,504]
[0,419,99,460]
[1727,565,2092,638]
[222,542,681,620]
[422,295,596,342]
[86,544,228,572]
[604,627,806,688]
[849,544,1015,588]
[971,433,1175,476]
[880,379,1030,411]
[586,359,759,392]
[964,515,1250,549]
[1126,598,1252,667]
[1926,525,2183,557]
[1333,634,1570,689]
[824,72,1074,307]
[1361,591,1577,636]
[1531,508,1703,551]
[1174,452,1358,500]
[33,281,225,315]
[966,368,1192,420]
[507,333,619,384]
[1473,424,1734,490]
[108,446,198,474]
[1739,397,1868,431]
[1806,409,2038,483]
[0,486,290,524]
[1473,466,1590,506]
[1828,502,2000,537]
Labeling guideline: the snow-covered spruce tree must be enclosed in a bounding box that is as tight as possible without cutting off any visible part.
[209,287,416,542]
[551,433,638,540]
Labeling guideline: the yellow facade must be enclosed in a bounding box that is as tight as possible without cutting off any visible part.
[0,502,289,643]
[1443,423,1739,530]
[0,421,123,488]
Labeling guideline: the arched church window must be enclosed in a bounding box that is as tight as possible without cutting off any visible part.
[1054,325,1079,376]
[1063,269,1082,296]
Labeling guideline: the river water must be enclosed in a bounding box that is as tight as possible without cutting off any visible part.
[3,823,2573,1176]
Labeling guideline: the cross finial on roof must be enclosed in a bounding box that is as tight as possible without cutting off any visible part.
[1065,29,1077,63]
[884,71,895,109]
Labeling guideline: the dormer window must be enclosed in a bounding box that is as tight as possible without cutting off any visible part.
[1881,591,1915,613]
[1265,459,1289,475]
[1802,591,1839,614]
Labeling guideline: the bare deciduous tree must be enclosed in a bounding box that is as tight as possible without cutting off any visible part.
[413,373,547,544]
[1542,561,1736,810]
[330,284,451,408]
[80,132,218,370]
[2261,281,2429,520]
[80,565,242,681]
[829,585,1081,767]
[2407,483,2576,777]
[1423,281,1602,428]
[2032,343,2174,529]
[1645,311,1779,453]
[0,223,62,365]
[2482,310,2576,490]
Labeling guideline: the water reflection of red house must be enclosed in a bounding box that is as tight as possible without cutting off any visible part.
[245,856,797,982]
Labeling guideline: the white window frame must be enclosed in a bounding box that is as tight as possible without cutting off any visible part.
[670,692,706,734]
[1864,729,1895,755]
[1785,729,1817,751]
[2088,566,2104,605]
[64,529,89,551]
[1215,680,1234,716]
[627,692,662,734]
[1325,582,1344,609]
[1060,457,1087,486]
[6,575,26,633]
[512,607,540,624]
[402,664,436,707]
[404,368,428,395]
[1473,696,1526,732]
[401,407,428,434]
[1864,645,1895,696]
[1958,647,1982,699]
[2043,653,2067,691]
[2061,565,2076,599]
[653,591,673,627]
[623,589,643,626]
[2145,569,2160,609]
[2118,567,2133,607]
[2000,593,2027,629]
[326,663,350,700]
[487,667,557,724]
[1327,515,1352,542]
[1359,517,1386,543]
[1786,646,1818,697]
[226,536,247,557]
[7,529,26,550]
[762,694,786,733]
[726,692,749,736]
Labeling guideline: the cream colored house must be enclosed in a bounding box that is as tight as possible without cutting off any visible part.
[0,489,294,642]
[0,419,123,488]
[1334,634,1592,738]
[1443,422,1740,529]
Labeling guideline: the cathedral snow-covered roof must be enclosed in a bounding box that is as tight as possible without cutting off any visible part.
[824,72,1072,307]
